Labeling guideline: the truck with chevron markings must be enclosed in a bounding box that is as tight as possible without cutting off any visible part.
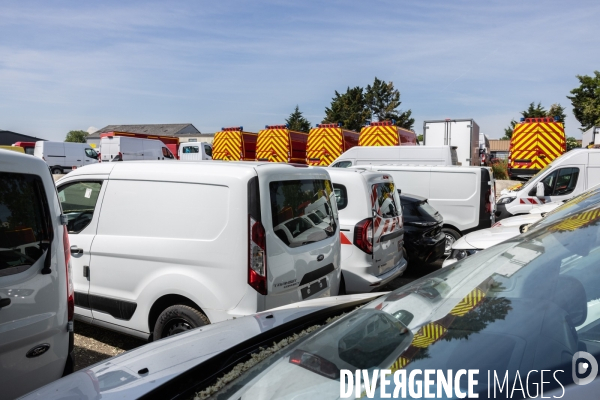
[359,120,418,148]
[212,127,257,161]
[507,117,566,180]
[306,123,359,166]
[256,124,308,164]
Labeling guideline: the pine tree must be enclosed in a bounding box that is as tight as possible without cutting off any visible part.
[502,102,564,139]
[365,77,414,130]
[567,71,600,131]
[285,105,311,133]
[323,86,370,132]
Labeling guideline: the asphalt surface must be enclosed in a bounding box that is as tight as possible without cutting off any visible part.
[73,258,443,371]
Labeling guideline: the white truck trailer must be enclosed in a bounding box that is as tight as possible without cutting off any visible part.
[582,126,600,148]
[423,119,480,166]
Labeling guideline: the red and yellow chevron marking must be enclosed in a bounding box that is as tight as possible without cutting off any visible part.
[450,288,486,317]
[212,130,243,161]
[509,122,565,170]
[359,125,399,146]
[306,127,343,166]
[550,208,600,232]
[256,129,290,162]
[411,322,447,348]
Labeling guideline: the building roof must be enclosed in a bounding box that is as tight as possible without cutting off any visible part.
[89,124,200,138]
[489,139,510,152]
[0,130,46,146]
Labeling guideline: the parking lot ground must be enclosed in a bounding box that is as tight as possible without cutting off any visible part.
[73,258,443,371]
[74,321,146,371]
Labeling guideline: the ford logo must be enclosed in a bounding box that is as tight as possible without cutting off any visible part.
[317,254,324,261]
[26,344,50,358]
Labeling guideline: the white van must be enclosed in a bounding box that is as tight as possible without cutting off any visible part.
[179,142,212,160]
[329,145,458,168]
[326,168,407,293]
[496,149,600,220]
[0,150,74,399]
[581,126,600,148]
[357,165,495,255]
[34,141,99,174]
[55,161,341,340]
[100,136,175,162]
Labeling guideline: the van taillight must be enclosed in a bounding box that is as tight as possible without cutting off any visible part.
[63,226,74,321]
[249,216,267,295]
[353,218,373,254]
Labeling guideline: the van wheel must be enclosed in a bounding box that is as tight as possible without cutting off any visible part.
[153,305,209,339]
[441,228,461,257]
[51,167,63,174]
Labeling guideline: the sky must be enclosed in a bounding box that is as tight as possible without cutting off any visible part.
[1,0,599,141]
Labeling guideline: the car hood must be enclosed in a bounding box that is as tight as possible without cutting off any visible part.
[529,201,562,214]
[460,226,521,250]
[494,213,542,227]
[21,293,383,400]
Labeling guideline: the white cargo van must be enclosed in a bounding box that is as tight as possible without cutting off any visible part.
[329,145,458,168]
[0,150,74,399]
[326,168,407,293]
[34,141,99,174]
[496,148,600,220]
[56,161,341,340]
[357,164,495,255]
[423,119,479,166]
[581,126,600,148]
[99,136,175,162]
[179,142,212,160]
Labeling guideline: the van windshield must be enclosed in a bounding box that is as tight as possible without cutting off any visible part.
[270,180,337,248]
[516,162,553,192]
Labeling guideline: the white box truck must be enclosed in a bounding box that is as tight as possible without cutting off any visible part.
[582,126,600,148]
[100,136,175,162]
[423,119,479,166]
[329,145,458,167]
[34,141,99,174]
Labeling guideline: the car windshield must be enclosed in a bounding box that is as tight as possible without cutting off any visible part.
[531,185,600,229]
[206,203,600,398]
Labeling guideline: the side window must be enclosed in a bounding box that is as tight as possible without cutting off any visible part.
[333,184,348,210]
[373,182,400,218]
[85,148,97,159]
[332,161,352,168]
[553,168,579,196]
[529,171,557,196]
[0,173,52,276]
[58,181,103,233]
[204,145,212,157]
[162,147,174,159]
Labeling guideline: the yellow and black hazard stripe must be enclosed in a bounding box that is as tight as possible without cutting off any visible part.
[450,287,485,317]
[306,127,343,165]
[550,208,600,232]
[411,322,447,348]
[212,130,243,161]
[510,120,565,170]
[359,125,399,146]
[256,128,290,162]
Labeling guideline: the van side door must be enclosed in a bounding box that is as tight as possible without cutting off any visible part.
[371,182,403,276]
[57,180,106,319]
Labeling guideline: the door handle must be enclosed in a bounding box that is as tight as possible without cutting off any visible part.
[83,266,90,278]
[0,298,11,309]
[70,246,83,255]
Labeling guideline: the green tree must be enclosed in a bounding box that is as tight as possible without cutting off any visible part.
[322,86,370,132]
[417,134,424,143]
[365,77,414,130]
[285,105,311,133]
[566,136,579,151]
[65,130,89,143]
[567,71,600,131]
[502,102,564,139]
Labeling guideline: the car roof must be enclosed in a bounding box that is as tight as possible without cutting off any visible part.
[0,148,49,176]
[400,193,427,203]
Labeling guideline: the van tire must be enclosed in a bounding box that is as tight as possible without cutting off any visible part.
[441,228,461,257]
[153,305,210,340]
[51,167,63,174]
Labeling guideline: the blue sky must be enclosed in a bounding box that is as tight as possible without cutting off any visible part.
[1,0,599,141]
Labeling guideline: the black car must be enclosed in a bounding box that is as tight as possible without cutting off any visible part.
[400,193,446,264]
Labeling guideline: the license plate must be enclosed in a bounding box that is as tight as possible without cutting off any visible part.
[300,277,328,300]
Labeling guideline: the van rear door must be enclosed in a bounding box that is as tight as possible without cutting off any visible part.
[256,128,290,162]
[307,127,342,166]
[370,180,403,276]
[259,170,341,310]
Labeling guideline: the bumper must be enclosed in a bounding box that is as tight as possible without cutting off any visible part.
[495,203,515,221]
[405,233,446,264]
[343,256,407,294]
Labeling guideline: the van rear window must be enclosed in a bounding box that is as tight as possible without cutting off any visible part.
[270,180,336,248]
[0,173,51,275]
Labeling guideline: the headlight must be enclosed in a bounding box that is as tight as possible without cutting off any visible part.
[450,249,480,261]
[497,197,516,205]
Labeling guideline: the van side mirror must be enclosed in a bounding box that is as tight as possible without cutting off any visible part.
[536,182,545,198]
